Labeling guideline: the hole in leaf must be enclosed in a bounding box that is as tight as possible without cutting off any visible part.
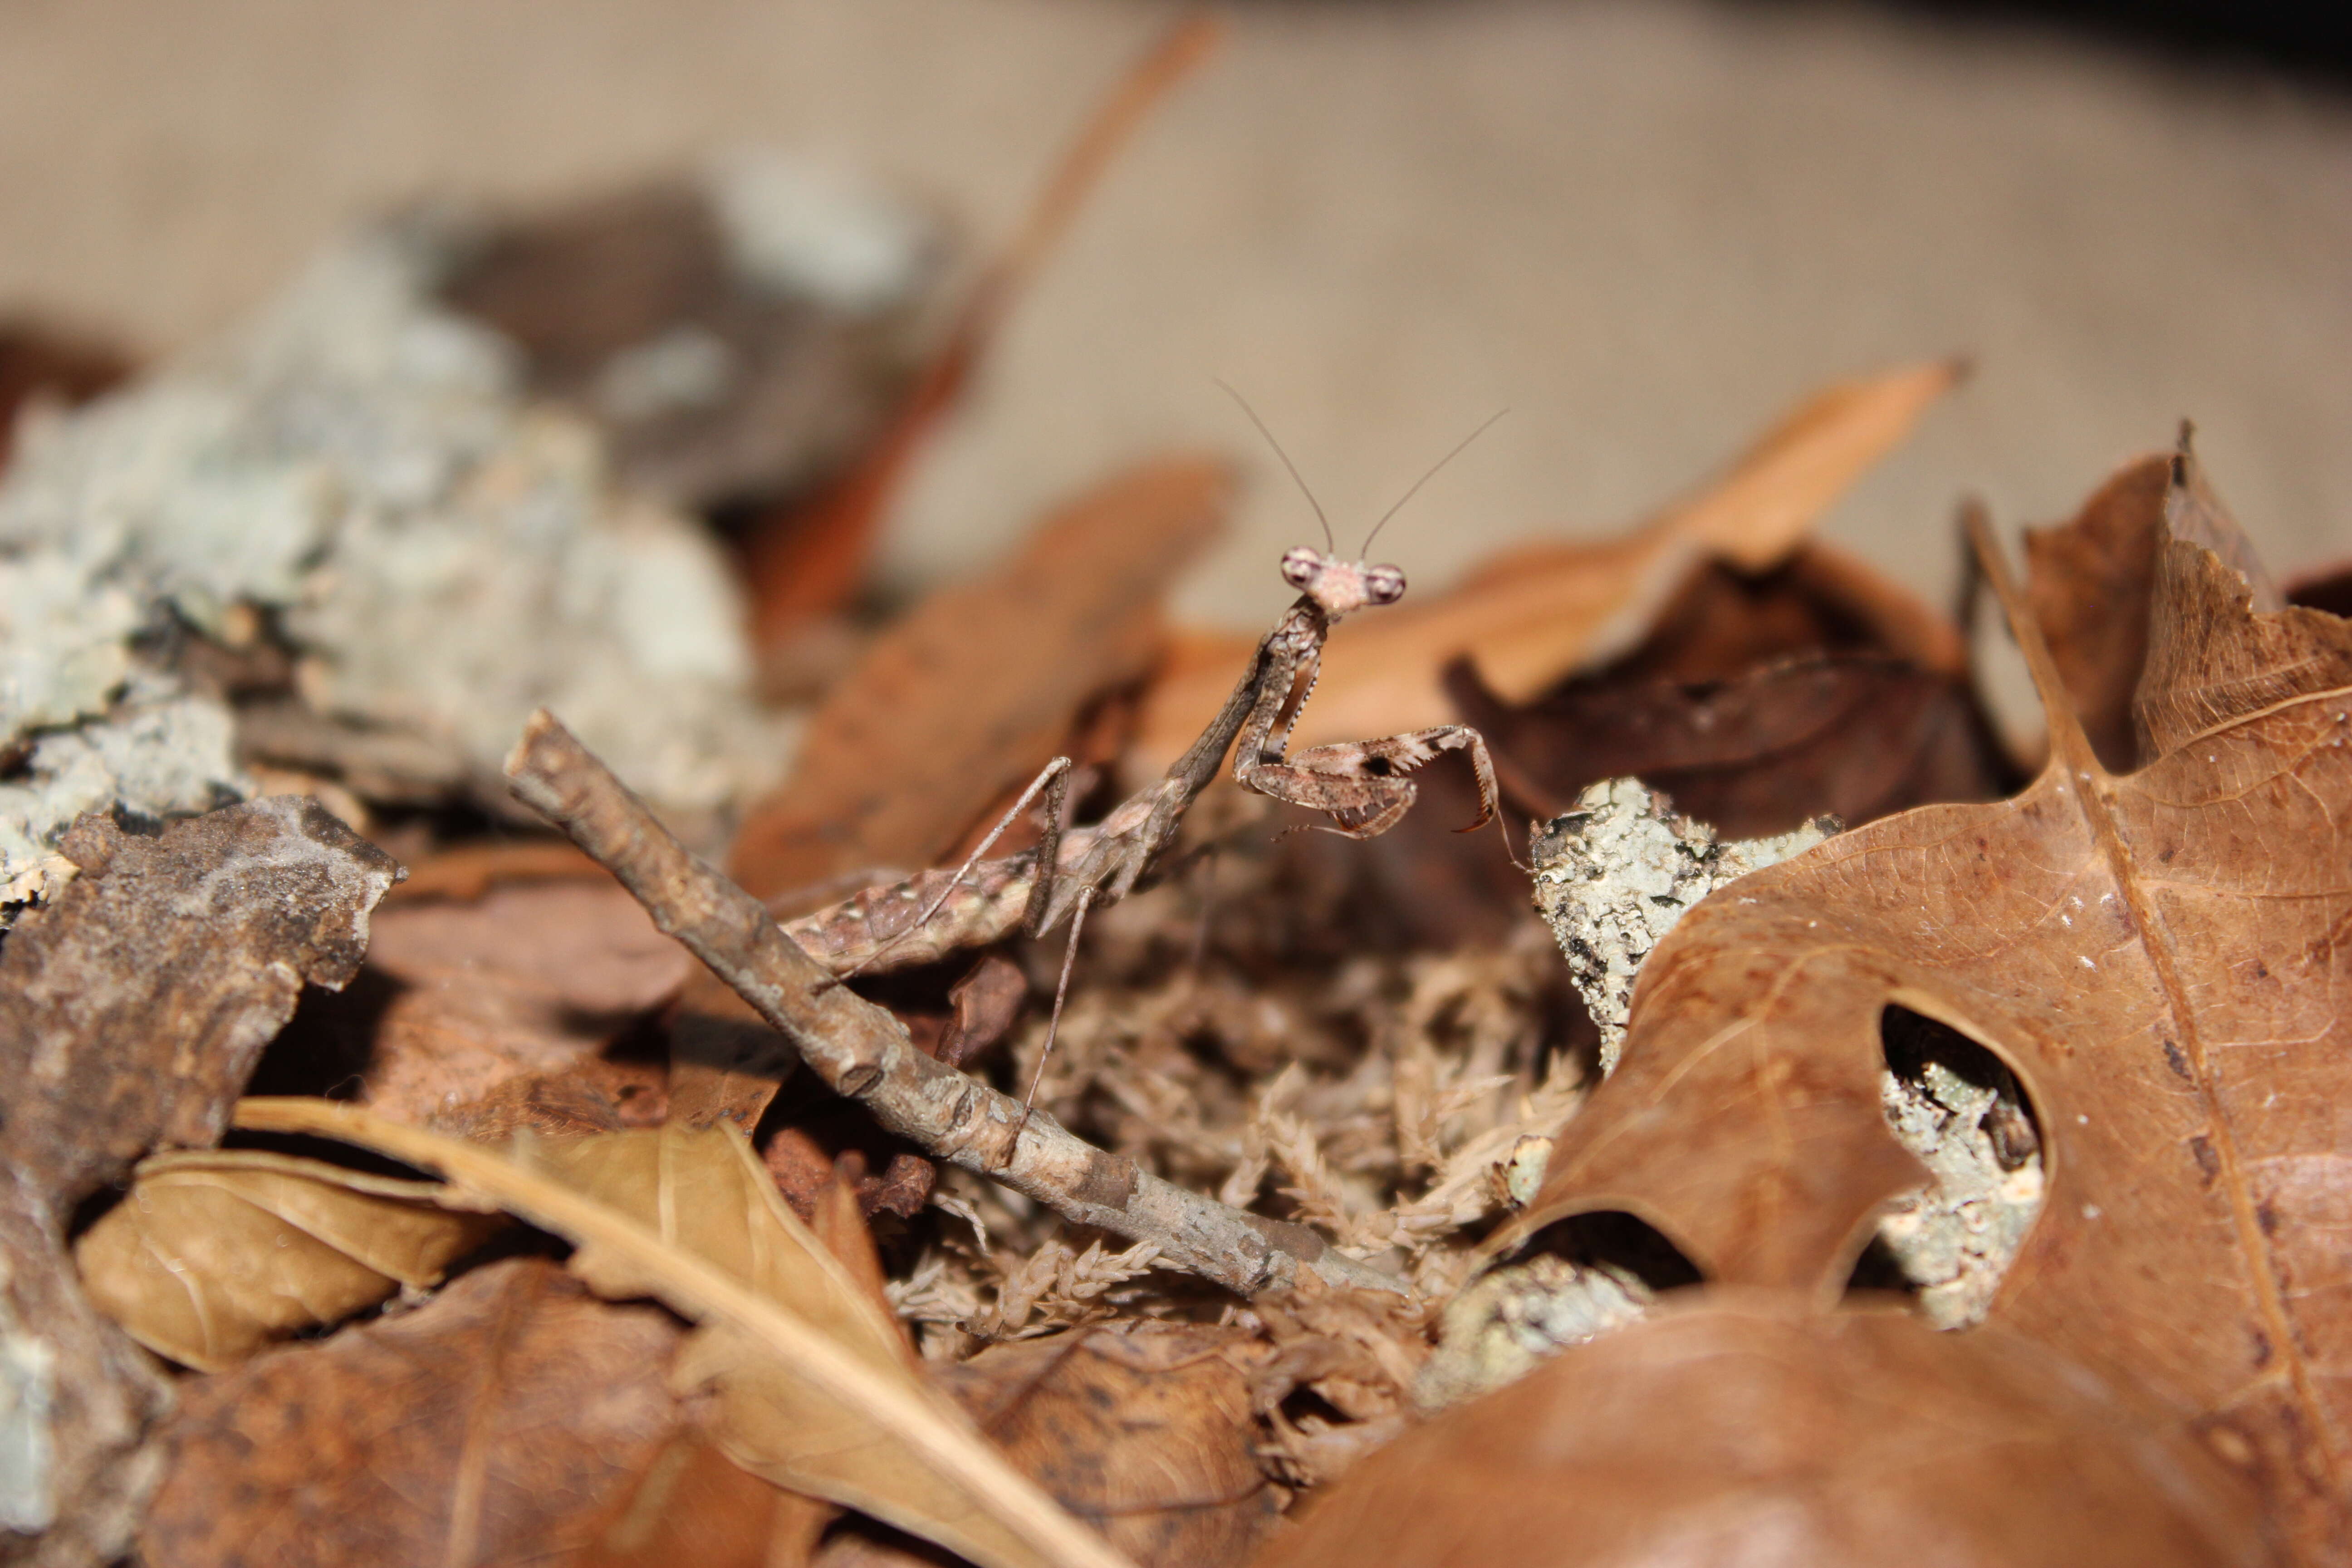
[1845,1005,2046,1328]
[1417,1210,1699,1411]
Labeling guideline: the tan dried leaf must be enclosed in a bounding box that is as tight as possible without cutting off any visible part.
[1252,1291,2273,1568]
[74,1149,503,1371]
[1514,446,2352,1560]
[235,1098,1136,1568]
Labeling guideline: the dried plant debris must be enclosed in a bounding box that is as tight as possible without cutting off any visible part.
[1531,776,1833,1072]
[0,202,811,902]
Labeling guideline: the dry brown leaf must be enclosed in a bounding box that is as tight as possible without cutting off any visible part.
[582,1168,892,1568]
[579,1430,833,1568]
[140,1257,686,1568]
[1135,358,1962,767]
[73,1150,503,1372]
[1514,446,2352,1560]
[233,1098,1138,1568]
[269,879,689,1126]
[1253,1289,2274,1568]
[1446,538,2010,838]
[0,798,398,1565]
[819,1323,1279,1568]
[382,838,608,902]
[936,1323,1279,1568]
[2022,451,2171,772]
[730,456,1228,900]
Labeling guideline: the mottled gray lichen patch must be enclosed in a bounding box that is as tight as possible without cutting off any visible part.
[1531,778,1833,1074]
[1874,1048,2044,1330]
[1414,1254,1651,1411]
[0,211,803,911]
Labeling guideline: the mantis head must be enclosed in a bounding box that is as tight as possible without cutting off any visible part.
[1281,547,1406,619]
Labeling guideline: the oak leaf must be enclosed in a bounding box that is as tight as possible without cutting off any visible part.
[1514,447,2352,1560]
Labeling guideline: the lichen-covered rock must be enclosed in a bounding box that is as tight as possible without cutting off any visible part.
[0,202,832,904]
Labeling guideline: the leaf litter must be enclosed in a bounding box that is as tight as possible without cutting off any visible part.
[3,43,2343,1563]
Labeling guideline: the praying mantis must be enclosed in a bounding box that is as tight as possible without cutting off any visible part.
[784,397,1509,1107]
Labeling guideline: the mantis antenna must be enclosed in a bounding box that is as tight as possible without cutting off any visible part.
[1360,408,1509,556]
[1215,379,1334,553]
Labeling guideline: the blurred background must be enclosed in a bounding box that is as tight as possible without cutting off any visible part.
[2,0,2347,633]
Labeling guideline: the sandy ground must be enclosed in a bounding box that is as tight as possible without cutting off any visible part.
[1,0,2347,629]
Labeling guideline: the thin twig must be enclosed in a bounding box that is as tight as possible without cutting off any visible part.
[504,709,1401,1298]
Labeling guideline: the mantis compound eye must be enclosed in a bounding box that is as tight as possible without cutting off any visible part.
[1280,548,1323,589]
[1363,564,1407,605]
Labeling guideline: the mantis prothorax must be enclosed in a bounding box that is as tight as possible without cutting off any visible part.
[788,399,1509,1114]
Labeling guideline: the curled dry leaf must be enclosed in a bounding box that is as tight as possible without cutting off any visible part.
[141,1257,686,1568]
[1512,446,2352,1561]
[1451,541,2010,839]
[825,1323,1280,1568]
[1137,358,1963,767]
[73,1150,504,1372]
[232,1098,1137,1568]
[1253,1290,2274,1568]
[0,797,397,1564]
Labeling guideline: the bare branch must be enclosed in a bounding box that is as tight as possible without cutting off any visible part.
[502,708,1401,1298]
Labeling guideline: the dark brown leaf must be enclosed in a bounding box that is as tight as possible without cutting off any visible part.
[1515,447,2352,1560]
[1448,541,2008,841]
[1253,1291,2274,1568]
[140,1258,686,1568]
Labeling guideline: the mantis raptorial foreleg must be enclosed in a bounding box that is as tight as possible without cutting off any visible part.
[783,394,1514,1130]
